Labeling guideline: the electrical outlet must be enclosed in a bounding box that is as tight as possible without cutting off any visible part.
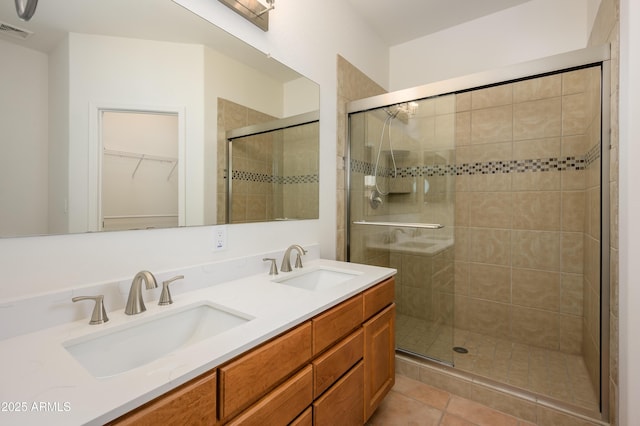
[213,225,227,251]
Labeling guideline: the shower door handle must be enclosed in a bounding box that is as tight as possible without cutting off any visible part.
[352,221,444,229]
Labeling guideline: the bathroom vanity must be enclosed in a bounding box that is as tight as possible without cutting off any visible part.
[0,257,395,425]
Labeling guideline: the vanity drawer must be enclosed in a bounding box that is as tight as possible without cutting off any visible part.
[363,278,395,320]
[313,361,364,426]
[312,294,363,355]
[312,328,363,398]
[109,370,217,426]
[218,322,312,421]
[226,365,313,426]
[290,406,313,426]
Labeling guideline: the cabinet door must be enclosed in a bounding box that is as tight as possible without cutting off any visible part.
[313,361,364,426]
[109,370,217,426]
[363,303,395,421]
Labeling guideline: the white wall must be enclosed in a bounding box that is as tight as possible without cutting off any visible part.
[389,0,590,90]
[67,33,204,232]
[618,0,639,422]
[0,40,49,236]
[0,0,388,300]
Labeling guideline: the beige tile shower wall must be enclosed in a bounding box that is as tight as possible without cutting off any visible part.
[217,99,276,224]
[455,68,599,357]
[281,122,319,220]
[337,55,387,262]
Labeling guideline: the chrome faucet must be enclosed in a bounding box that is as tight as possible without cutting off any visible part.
[125,270,157,315]
[280,244,307,272]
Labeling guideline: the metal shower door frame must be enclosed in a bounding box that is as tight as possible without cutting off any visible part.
[346,44,612,420]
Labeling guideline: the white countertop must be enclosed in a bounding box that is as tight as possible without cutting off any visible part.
[0,259,395,426]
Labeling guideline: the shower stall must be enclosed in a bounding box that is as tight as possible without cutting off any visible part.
[346,46,610,420]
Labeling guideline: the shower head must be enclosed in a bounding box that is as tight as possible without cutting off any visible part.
[385,102,419,122]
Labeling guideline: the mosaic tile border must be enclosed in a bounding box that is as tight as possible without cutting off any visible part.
[230,170,318,184]
[351,144,601,177]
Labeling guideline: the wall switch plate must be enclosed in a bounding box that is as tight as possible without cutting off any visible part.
[213,225,227,251]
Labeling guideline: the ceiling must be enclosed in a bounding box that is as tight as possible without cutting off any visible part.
[346,0,533,45]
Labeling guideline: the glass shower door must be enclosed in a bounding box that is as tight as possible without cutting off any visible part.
[348,95,456,365]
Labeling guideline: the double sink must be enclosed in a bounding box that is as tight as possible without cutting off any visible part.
[63,266,361,378]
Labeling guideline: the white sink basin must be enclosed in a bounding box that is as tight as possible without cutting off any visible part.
[274,267,361,291]
[64,303,252,378]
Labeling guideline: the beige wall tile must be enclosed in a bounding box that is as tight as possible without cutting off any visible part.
[468,192,512,228]
[561,232,584,274]
[469,263,511,303]
[513,74,562,103]
[561,170,586,190]
[561,134,589,157]
[562,68,591,95]
[455,111,471,146]
[467,299,510,339]
[562,93,589,136]
[472,85,513,109]
[469,174,512,192]
[468,142,512,163]
[512,170,561,191]
[454,262,470,295]
[562,191,586,232]
[512,268,561,310]
[511,306,560,350]
[471,105,513,144]
[512,191,561,231]
[513,98,562,141]
[456,92,472,112]
[469,228,511,266]
[560,313,583,354]
[512,230,560,271]
[561,273,584,315]
[512,137,560,160]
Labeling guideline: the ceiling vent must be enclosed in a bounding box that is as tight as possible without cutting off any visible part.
[0,21,33,40]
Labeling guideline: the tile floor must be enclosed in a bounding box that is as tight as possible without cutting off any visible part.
[367,374,536,426]
[395,314,599,412]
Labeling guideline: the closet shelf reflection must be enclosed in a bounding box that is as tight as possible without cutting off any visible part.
[103,149,178,180]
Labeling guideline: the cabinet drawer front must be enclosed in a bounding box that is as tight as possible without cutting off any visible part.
[289,406,313,426]
[313,361,364,426]
[363,278,395,320]
[226,365,313,426]
[109,371,217,426]
[219,322,312,421]
[312,329,363,398]
[312,295,363,355]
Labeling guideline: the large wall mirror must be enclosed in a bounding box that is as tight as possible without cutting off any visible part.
[0,0,320,238]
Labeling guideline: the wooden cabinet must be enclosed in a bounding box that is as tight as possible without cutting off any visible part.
[290,407,313,426]
[226,365,313,426]
[363,303,396,421]
[312,329,363,397]
[113,277,395,426]
[313,361,364,426]
[218,322,312,422]
[109,370,217,426]
[311,294,363,355]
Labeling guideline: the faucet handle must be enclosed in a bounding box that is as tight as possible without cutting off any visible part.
[295,253,304,269]
[159,275,184,306]
[72,295,109,325]
[263,258,278,275]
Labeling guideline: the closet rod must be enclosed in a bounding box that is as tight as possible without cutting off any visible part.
[352,220,444,229]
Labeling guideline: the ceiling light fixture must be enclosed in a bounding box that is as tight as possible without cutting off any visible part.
[218,0,275,32]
